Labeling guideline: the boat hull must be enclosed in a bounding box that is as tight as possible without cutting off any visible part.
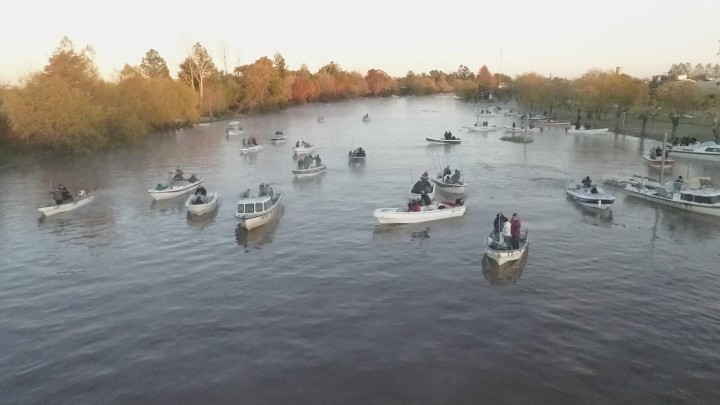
[38,194,95,216]
[503,126,541,133]
[466,126,497,132]
[148,180,203,200]
[184,193,220,216]
[293,146,315,155]
[373,205,465,224]
[240,145,264,153]
[565,128,609,134]
[565,188,615,210]
[431,178,467,194]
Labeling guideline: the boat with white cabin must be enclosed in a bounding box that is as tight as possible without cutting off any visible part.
[621,176,720,216]
[669,141,720,162]
[373,199,465,224]
[483,229,529,266]
[225,121,244,137]
[38,190,95,217]
[184,192,220,216]
[234,184,284,230]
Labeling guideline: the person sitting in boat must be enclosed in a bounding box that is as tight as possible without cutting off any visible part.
[590,186,598,194]
[451,169,461,184]
[408,199,421,212]
[193,194,205,204]
[314,154,322,167]
[655,146,662,158]
[195,185,207,197]
[173,168,184,181]
[297,159,305,170]
[59,184,73,202]
[582,176,592,188]
[444,131,450,140]
[252,137,258,146]
[443,166,452,178]
[242,138,247,146]
[420,192,432,207]
[304,155,314,168]
[676,176,683,184]
[296,141,300,147]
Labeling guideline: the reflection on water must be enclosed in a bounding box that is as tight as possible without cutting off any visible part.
[566,197,614,226]
[234,205,284,251]
[482,249,528,286]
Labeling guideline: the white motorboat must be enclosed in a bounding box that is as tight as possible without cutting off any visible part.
[293,164,327,178]
[373,199,466,224]
[669,141,720,162]
[621,177,720,217]
[503,126,541,133]
[149,171,203,200]
[483,229,529,266]
[348,147,367,163]
[184,192,220,216]
[293,143,315,155]
[431,170,467,194]
[226,121,244,136]
[643,155,674,172]
[426,137,461,144]
[38,191,95,216]
[565,182,615,209]
[565,127,609,134]
[240,144,264,154]
[270,131,286,142]
[235,184,284,230]
[466,124,498,132]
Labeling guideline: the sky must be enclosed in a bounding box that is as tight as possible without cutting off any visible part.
[1,0,719,84]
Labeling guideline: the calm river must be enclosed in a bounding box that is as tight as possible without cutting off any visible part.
[2,95,720,404]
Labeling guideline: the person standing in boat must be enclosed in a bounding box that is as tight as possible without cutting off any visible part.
[582,176,592,188]
[493,213,508,239]
[510,213,522,249]
[195,185,207,197]
[502,219,512,250]
[314,154,322,167]
[51,186,65,205]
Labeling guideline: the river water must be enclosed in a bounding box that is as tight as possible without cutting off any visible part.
[2,95,720,404]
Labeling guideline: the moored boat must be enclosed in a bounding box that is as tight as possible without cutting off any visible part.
[669,141,720,162]
[234,184,284,230]
[38,190,95,217]
[620,176,720,216]
[373,199,465,224]
[466,124,498,132]
[225,121,244,136]
[483,229,529,266]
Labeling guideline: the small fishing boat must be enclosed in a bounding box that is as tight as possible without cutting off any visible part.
[483,229,529,266]
[240,144,264,154]
[565,127,609,134]
[225,121,244,136]
[38,190,95,217]
[362,114,371,122]
[426,137,461,144]
[503,126,541,133]
[565,181,615,209]
[293,143,315,155]
[184,192,221,216]
[270,131,286,142]
[149,170,203,200]
[466,124,498,132]
[431,169,467,194]
[293,164,326,178]
[235,184,284,230]
[544,119,572,126]
[643,155,674,172]
[348,147,367,163]
[373,199,465,224]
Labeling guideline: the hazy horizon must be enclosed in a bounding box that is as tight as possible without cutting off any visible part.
[2,0,719,83]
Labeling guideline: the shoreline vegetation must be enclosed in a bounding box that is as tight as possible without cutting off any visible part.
[1,37,719,166]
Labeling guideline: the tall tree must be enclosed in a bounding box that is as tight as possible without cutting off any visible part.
[178,42,218,109]
[140,49,170,79]
[656,81,701,136]
[43,36,98,89]
[365,69,395,97]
